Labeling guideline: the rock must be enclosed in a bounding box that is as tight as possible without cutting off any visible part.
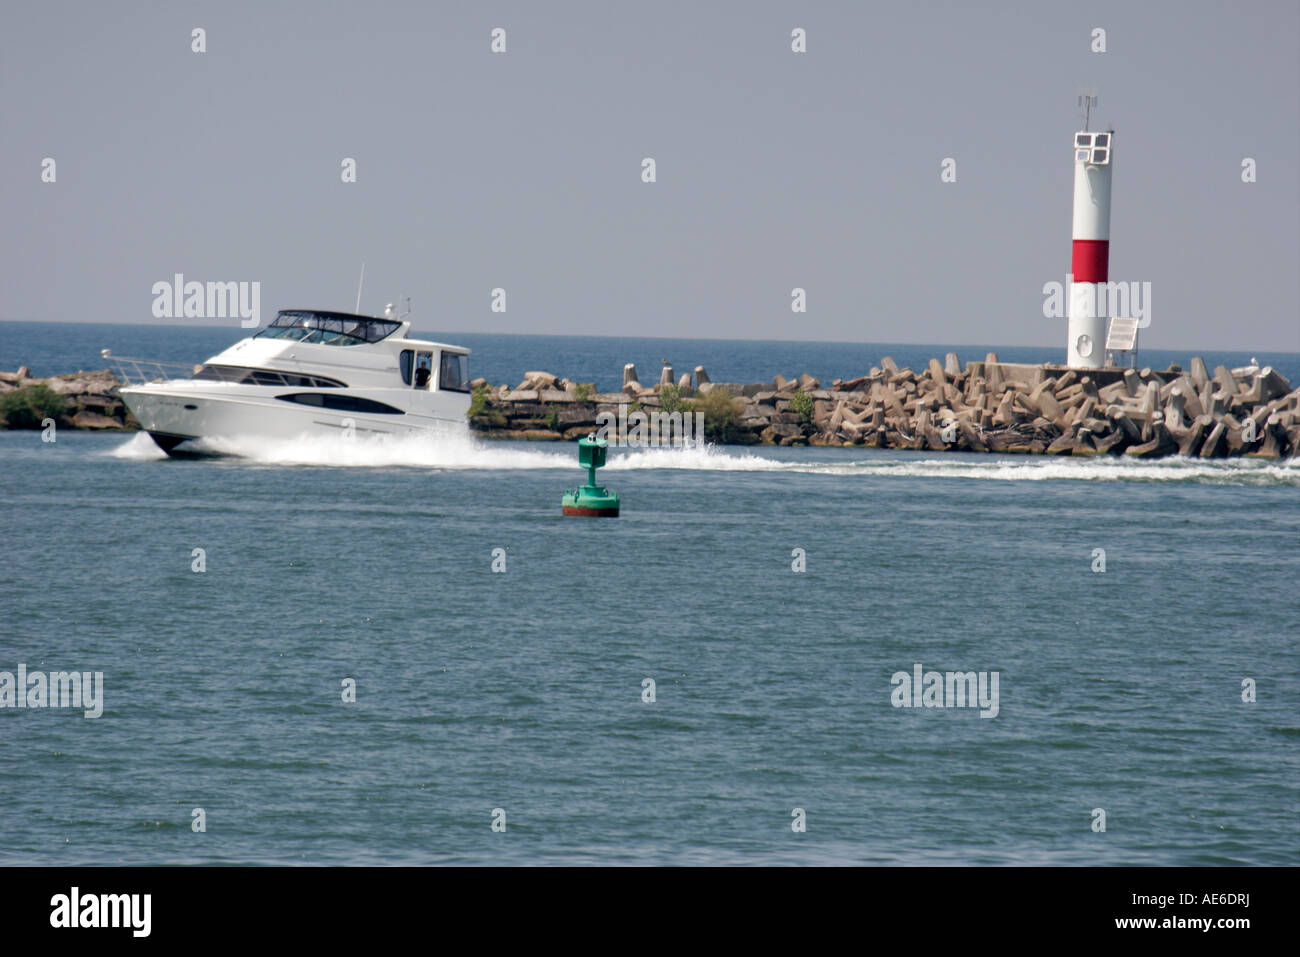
[984,357,1003,391]
[556,405,596,426]
[1179,416,1211,456]
[44,371,120,396]
[1106,405,1143,442]
[944,353,962,378]
[956,415,987,452]
[694,365,710,385]
[1179,382,1205,419]
[1213,365,1240,396]
[798,373,820,391]
[1047,431,1077,455]
[1098,380,1127,404]
[16,366,30,380]
[1250,414,1286,458]
[1027,381,1060,419]
[1139,382,1159,422]
[1072,429,1100,455]
[69,411,125,430]
[1165,385,1188,426]
[659,364,675,388]
[522,371,558,390]
[1242,367,1291,404]
[623,364,639,388]
[1126,416,1177,457]
[992,392,1017,427]
[1189,356,1210,389]
[676,373,693,394]
[622,380,641,396]
[838,420,864,442]
[761,421,803,442]
[1199,420,1228,458]
[1071,396,1098,427]
[1092,429,1126,454]
[503,429,564,441]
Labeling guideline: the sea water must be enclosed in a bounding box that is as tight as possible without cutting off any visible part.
[1,419,1296,865]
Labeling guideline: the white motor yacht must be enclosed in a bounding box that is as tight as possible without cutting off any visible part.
[113,307,472,455]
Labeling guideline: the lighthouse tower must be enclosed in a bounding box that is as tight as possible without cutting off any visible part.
[1066,123,1113,368]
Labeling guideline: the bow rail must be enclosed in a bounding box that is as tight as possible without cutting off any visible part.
[100,349,199,386]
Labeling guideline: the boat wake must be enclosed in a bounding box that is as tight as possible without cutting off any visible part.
[607,447,1300,487]
[104,432,1299,486]
[107,428,574,469]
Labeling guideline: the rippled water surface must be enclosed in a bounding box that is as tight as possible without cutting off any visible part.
[2,428,1296,865]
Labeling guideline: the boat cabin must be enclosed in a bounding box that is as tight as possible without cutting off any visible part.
[249,309,470,393]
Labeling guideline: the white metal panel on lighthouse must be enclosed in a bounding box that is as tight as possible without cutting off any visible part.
[1071,163,1111,241]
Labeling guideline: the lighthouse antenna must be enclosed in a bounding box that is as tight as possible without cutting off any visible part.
[1077,86,1099,131]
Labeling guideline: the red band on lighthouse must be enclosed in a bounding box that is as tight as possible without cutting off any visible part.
[1071,239,1109,284]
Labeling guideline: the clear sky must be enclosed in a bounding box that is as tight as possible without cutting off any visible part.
[3,0,1297,352]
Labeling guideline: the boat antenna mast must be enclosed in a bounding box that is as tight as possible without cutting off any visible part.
[354,261,366,313]
[399,296,411,320]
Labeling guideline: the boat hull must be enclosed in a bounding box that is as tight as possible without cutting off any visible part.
[121,382,469,455]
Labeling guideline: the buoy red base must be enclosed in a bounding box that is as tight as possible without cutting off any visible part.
[562,505,620,517]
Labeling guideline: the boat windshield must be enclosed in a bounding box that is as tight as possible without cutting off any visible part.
[255,310,401,346]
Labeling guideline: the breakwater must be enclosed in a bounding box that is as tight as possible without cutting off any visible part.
[470,354,1300,459]
[4,354,1297,459]
[0,367,134,431]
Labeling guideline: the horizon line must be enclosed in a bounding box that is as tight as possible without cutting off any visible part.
[0,317,1294,357]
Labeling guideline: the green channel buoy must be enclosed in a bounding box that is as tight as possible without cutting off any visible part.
[562,434,620,517]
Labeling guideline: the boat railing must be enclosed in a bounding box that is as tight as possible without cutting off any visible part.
[100,349,198,386]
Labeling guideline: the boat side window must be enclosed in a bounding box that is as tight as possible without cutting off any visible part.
[192,365,347,388]
[275,393,405,415]
[413,352,433,389]
[439,352,469,392]
[400,350,413,386]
